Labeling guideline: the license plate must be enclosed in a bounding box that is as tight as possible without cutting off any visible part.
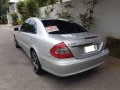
[84,45,96,53]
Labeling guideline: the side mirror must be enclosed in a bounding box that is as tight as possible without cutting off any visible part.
[14,27,19,31]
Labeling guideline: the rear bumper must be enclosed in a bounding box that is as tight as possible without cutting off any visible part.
[43,49,109,77]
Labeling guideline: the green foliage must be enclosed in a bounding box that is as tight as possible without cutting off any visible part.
[49,0,58,5]
[10,12,22,25]
[0,0,8,24]
[0,0,8,14]
[1,14,7,24]
[16,1,29,21]
[16,0,58,21]
[44,8,51,17]
[56,3,73,20]
[17,19,23,25]
[26,0,39,17]
[39,0,48,7]
[39,0,58,7]
[59,0,62,3]
[44,0,58,17]
[16,0,39,22]
[16,1,27,15]
[79,0,98,29]
[2,3,8,14]
[11,13,19,25]
[79,13,93,29]
[57,11,72,20]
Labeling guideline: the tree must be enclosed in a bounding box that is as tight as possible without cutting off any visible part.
[16,1,28,21]
[26,0,39,17]
[0,0,8,23]
[16,0,39,22]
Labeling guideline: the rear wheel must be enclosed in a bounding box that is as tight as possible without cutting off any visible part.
[31,50,44,75]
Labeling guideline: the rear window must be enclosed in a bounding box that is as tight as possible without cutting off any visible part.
[42,20,87,34]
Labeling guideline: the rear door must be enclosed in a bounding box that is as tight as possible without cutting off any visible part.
[24,19,37,52]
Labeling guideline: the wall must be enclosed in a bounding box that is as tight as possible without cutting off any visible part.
[40,0,120,38]
[94,0,120,38]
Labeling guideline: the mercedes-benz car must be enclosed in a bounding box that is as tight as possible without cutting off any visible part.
[14,17,109,77]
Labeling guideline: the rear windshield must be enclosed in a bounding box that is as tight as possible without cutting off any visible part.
[42,20,87,34]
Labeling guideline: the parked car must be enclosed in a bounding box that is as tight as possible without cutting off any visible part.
[14,17,109,77]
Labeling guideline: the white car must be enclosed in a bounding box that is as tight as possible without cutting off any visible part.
[14,17,109,77]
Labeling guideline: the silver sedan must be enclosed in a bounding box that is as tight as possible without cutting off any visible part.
[14,17,109,77]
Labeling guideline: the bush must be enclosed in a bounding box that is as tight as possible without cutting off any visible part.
[11,13,19,25]
[1,14,7,24]
[17,20,23,25]
[26,0,39,17]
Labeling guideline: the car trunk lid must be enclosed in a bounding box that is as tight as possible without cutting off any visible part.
[49,32,106,59]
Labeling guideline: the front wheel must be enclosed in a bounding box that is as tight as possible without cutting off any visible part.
[31,50,44,75]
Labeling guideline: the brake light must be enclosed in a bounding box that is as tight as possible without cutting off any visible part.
[50,42,73,58]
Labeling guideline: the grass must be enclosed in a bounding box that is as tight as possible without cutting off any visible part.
[107,37,120,59]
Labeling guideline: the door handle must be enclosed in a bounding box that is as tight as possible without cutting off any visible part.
[29,37,32,40]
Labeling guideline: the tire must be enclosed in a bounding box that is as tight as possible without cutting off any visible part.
[31,50,44,75]
[14,36,20,48]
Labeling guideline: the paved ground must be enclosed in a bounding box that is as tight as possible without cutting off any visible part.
[0,25,120,90]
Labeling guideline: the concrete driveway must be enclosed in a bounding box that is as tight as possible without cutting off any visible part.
[0,25,120,90]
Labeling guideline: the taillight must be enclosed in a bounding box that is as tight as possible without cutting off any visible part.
[50,42,73,58]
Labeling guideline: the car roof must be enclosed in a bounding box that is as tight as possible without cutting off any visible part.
[39,17,68,21]
[27,17,75,24]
